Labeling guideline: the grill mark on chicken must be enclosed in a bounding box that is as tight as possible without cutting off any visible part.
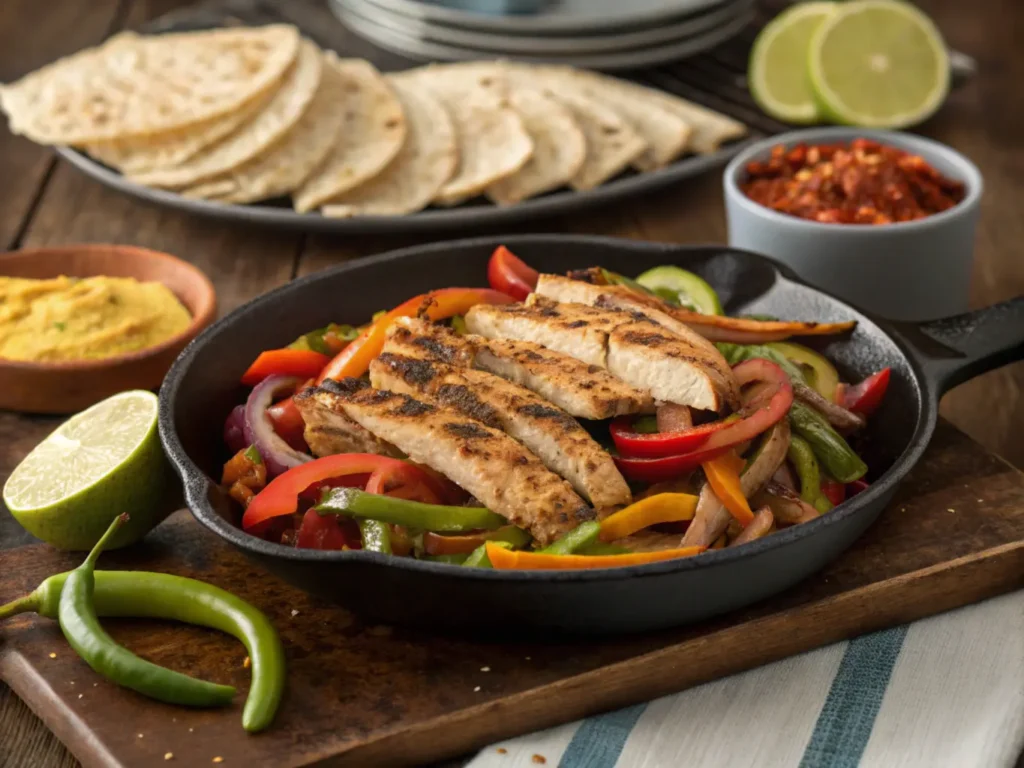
[387,316,652,420]
[435,383,502,428]
[370,352,631,508]
[305,380,594,543]
[445,422,491,439]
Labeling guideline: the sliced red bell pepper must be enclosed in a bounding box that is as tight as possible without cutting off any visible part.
[820,477,846,507]
[241,349,331,387]
[486,245,539,301]
[242,453,412,532]
[267,381,312,452]
[837,367,891,416]
[702,452,755,527]
[365,462,443,505]
[610,416,722,459]
[614,444,731,484]
[296,508,360,551]
[614,359,793,484]
[317,287,516,383]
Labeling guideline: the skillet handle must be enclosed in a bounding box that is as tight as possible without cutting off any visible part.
[891,296,1024,394]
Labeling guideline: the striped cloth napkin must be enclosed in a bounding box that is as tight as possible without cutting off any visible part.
[467,589,1024,768]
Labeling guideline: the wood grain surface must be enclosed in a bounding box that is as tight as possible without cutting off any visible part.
[1,421,1022,768]
[1,0,1023,765]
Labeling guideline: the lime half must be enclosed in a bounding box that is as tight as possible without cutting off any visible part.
[809,0,950,129]
[635,265,724,315]
[749,2,837,124]
[4,390,173,550]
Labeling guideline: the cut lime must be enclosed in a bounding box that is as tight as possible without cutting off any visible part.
[635,265,724,315]
[3,390,173,550]
[749,2,837,124]
[808,0,950,129]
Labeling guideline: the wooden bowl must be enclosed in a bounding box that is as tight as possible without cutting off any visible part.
[0,244,216,414]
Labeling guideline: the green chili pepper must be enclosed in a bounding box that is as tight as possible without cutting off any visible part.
[2,563,286,731]
[317,487,507,532]
[52,516,236,712]
[358,519,392,554]
[789,402,868,483]
[243,445,263,465]
[537,521,602,555]
[463,541,513,568]
[787,435,832,513]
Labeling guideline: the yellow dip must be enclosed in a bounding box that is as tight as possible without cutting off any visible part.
[0,275,192,362]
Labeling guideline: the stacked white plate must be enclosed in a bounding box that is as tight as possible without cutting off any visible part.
[329,0,758,70]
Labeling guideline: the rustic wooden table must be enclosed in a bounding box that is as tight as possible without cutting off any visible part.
[1,0,1022,765]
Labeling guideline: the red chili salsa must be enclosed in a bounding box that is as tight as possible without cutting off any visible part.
[740,138,966,225]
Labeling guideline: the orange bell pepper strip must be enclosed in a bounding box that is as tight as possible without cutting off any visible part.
[241,349,331,386]
[702,452,755,527]
[598,493,699,542]
[317,287,515,383]
[484,541,705,570]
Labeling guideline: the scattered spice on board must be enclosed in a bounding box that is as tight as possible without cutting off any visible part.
[497,748,508,754]
[165,753,174,761]
[741,138,965,224]
[532,755,547,764]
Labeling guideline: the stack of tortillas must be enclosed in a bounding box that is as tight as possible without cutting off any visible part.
[0,26,747,217]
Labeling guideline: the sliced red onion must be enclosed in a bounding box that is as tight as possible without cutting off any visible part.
[223,404,248,455]
[244,375,312,478]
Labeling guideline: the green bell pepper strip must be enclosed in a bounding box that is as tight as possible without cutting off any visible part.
[317,487,507,532]
[358,519,393,554]
[716,343,867,484]
[789,402,868,483]
[767,342,840,402]
[787,434,833,514]
[289,323,361,354]
[463,540,514,568]
[536,521,602,555]
[450,315,469,335]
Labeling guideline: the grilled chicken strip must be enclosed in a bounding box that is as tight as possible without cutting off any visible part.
[534,273,739,405]
[370,353,631,509]
[295,378,593,544]
[385,317,652,419]
[465,296,732,412]
[295,390,402,458]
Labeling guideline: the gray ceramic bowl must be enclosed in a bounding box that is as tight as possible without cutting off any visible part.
[723,127,982,321]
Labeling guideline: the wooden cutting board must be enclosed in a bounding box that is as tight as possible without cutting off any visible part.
[1,420,1022,768]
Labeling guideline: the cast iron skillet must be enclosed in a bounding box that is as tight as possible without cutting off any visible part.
[159,235,1024,634]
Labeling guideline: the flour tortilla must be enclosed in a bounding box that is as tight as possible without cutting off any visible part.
[486,87,585,205]
[551,67,747,156]
[83,89,272,174]
[181,52,348,205]
[0,25,300,145]
[393,65,532,206]
[292,55,407,214]
[321,77,456,218]
[517,64,691,171]
[129,38,323,189]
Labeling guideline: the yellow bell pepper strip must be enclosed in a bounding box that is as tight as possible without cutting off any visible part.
[598,493,699,542]
[317,288,515,382]
[484,541,706,570]
[701,453,755,527]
